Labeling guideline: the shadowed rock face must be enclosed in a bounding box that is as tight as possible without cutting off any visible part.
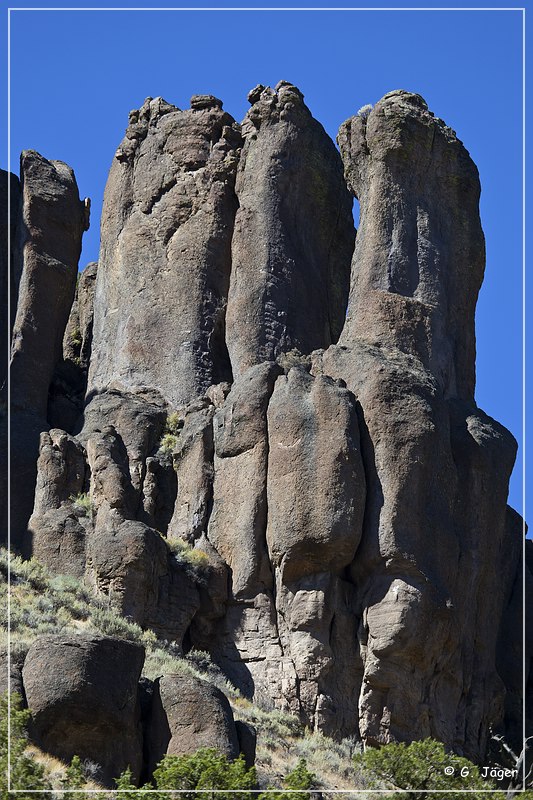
[9,85,526,773]
[88,95,242,409]
[22,635,145,787]
[7,151,87,550]
[225,81,355,377]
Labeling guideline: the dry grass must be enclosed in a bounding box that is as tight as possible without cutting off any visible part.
[1,548,378,794]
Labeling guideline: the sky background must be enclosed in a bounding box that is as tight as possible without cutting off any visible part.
[2,1,528,518]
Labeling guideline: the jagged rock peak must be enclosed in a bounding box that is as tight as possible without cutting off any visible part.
[88,92,242,409]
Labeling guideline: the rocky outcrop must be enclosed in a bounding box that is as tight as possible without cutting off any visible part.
[13,85,526,772]
[309,91,517,760]
[29,429,89,577]
[225,81,354,377]
[88,95,241,409]
[22,635,144,786]
[49,261,98,431]
[0,169,20,548]
[11,151,87,418]
[146,674,240,774]
[8,151,87,550]
[0,168,20,390]
[336,91,483,402]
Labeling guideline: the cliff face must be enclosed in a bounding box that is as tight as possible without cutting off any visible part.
[4,84,529,777]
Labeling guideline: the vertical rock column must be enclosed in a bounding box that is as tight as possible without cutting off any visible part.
[88,95,242,410]
[317,91,517,759]
[226,81,355,377]
[9,151,87,550]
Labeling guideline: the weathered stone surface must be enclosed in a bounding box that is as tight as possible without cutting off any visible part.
[80,387,167,495]
[266,367,365,582]
[9,87,526,768]
[235,720,257,768]
[8,151,86,549]
[48,261,98,432]
[28,429,89,576]
[146,674,239,774]
[0,168,20,390]
[208,363,281,597]
[83,425,200,639]
[225,81,354,376]
[496,511,532,753]
[22,634,144,786]
[88,96,241,408]
[0,647,26,698]
[302,90,518,760]
[337,90,484,402]
[167,399,215,544]
[11,151,87,417]
[0,168,20,541]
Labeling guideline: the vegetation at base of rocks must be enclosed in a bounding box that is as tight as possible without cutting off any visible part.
[262,757,316,799]
[115,749,316,799]
[354,738,508,799]
[154,748,257,798]
[3,551,520,797]
[0,693,52,797]
[158,411,183,453]
[276,348,311,374]
[357,103,373,118]
[70,491,93,519]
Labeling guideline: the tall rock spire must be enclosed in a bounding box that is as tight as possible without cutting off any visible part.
[338,90,484,402]
[225,81,354,377]
[88,95,242,409]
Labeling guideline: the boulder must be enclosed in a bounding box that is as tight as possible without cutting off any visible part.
[146,673,240,774]
[22,634,144,786]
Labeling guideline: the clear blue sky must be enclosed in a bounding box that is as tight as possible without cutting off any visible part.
[2,2,528,519]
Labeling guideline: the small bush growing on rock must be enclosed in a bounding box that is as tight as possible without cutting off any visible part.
[69,327,83,348]
[354,738,506,799]
[70,492,93,519]
[357,103,373,118]
[276,348,311,374]
[166,537,209,571]
[159,411,184,453]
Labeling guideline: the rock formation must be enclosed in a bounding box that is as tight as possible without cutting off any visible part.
[5,83,529,782]
[225,81,354,376]
[7,151,87,550]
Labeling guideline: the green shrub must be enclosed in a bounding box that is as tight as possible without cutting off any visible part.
[354,738,506,800]
[165,412,183,436]
[159,411,183,454]
[152,748,257,799]
[70,492,93,519]
[166,537,209,571]
[69,327,83,348]
[159,433,177,453]
[260,757,316,799]
[62,755,86,790]
[0,693,52,798]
